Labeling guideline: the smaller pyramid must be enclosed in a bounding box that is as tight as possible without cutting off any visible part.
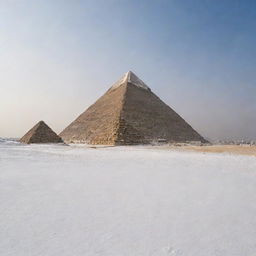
[20,121,63,144]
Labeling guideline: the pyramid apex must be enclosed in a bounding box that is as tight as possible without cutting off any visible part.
[110,71,151,91]
[36,120,48,128]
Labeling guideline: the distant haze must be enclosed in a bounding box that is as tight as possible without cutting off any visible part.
[0,0,256,140]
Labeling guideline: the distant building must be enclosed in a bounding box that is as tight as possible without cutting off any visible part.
[20,121,63,144]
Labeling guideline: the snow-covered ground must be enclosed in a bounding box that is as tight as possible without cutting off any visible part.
[1,139,256,256]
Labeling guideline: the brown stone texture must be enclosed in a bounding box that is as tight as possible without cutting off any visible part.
[20,121,63,144]
[60,72,207,145]
[60,84,126,144]
[117,82,206,144]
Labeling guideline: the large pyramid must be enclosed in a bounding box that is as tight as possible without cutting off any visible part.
[20,121,63,144]
[60,71,207,145]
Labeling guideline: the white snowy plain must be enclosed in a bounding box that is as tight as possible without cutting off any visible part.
[1,139,256,256]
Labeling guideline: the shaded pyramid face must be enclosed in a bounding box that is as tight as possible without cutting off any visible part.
[60,71,207,145]
[20,121,63,144]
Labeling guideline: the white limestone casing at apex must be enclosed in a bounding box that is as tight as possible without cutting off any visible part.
[110,71,151,91]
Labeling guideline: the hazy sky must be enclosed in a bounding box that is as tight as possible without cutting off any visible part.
[0,0,256,140]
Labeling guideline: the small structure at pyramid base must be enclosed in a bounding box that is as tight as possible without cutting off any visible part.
[20,121,63,144]
[60,71,208,145]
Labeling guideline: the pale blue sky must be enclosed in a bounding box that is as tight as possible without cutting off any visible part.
[0,0,255,140]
